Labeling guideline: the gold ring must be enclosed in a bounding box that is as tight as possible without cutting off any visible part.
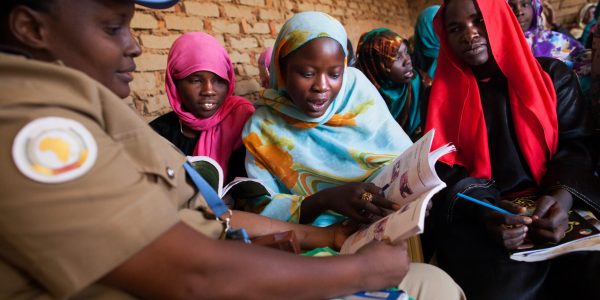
[361,192,373,203]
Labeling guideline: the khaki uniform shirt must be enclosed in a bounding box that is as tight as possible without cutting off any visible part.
[0,53,223,299]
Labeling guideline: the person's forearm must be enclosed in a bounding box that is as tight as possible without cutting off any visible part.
[199,238,366,299]
[230,210,336,249]
[102,223,372,299]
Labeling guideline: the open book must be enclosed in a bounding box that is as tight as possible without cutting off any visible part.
[340,130,455,254]
[509,204,600,262]
[187,156,274,206]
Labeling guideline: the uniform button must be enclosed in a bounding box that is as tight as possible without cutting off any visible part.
[166,167,175,179]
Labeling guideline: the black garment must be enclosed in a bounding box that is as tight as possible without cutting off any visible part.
[429,58,600,300]
[396,69,432,142]
[149,111,247,183]
[412,52,434,79]
[150,112,197,155]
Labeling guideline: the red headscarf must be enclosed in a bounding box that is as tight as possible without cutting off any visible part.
[426,0,558,183]
[166,32,255,177]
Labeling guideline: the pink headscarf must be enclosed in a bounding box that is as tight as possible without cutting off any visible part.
[258,47,273,88]
[166,32,255,177]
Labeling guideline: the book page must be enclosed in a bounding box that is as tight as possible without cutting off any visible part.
[510,209,600,262]
[340,130,454,254]
[340,188,443,254]
[222,177,275,198]
[187,156,224,197]
[369,129,454,208]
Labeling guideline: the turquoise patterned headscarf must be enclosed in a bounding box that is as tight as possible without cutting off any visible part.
[266,11,348,125]
[413,5,440,78]
[242,12,412,225]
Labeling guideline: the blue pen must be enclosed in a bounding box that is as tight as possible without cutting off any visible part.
[456,193,518,216]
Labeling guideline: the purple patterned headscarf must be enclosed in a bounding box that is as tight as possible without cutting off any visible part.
[523,0,590,74]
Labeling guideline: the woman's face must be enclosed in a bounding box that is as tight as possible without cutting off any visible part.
[177,71,229,119]
[40,0,142,98]
[388,42,414,84]
[444,0,491,67]
[281,38,345,118]
[508,0,534,32]
[585,6,596,24]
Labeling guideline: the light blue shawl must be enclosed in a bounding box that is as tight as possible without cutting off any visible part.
[242,12,412,226]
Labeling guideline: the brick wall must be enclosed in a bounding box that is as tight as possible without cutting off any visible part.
[405,0,595,26]
[130,0,413,121]
[130,0,594,121]
[407,0,442,25]
[405,0,594,26]
[546,0,596,25]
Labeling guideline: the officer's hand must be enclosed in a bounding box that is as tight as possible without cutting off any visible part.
[355,240,410,291]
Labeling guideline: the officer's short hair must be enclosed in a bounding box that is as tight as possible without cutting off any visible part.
[1,0,55,42]
[1,0,55,16]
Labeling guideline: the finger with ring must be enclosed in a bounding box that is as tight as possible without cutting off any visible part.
[361,192,373,203]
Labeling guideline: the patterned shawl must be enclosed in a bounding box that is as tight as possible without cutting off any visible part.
[242,12,412,225]
[166,32,255,178]
[356,28,431,139]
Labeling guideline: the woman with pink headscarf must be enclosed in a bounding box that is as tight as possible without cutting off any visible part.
[150,32,255,182]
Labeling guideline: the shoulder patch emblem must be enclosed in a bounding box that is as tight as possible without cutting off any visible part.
[12,117,98,184]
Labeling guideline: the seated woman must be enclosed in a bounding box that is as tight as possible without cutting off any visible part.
[581,0,600,48]
[569,2,596,40]
[355,28,432,141]
[509,0,590,75]
[426,0,600,299]
[242,12,413,227]
[150,32,255,181]
[413,5,441,79]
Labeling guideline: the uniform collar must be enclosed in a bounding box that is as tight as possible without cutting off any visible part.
[0,45,31,58]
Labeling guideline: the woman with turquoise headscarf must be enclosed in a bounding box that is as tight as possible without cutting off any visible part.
[241,12,413,227]
[413,5,440,79]
[355,28,432,141]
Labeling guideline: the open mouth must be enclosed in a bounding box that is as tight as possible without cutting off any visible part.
[306,98,329,113]
[198,101,217,111]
